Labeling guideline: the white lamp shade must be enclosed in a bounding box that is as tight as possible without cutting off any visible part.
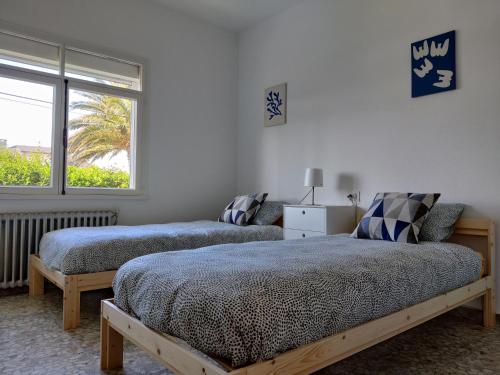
[304,168,323,187]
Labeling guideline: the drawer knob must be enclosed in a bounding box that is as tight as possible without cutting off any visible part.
[302,210,306,215]
[302,233,306,238]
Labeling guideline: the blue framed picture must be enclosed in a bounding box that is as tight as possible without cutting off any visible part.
[411,30,456,98]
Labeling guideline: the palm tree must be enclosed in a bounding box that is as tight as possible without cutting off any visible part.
[68,92,131,166]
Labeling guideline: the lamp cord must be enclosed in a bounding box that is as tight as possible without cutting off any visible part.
[297,188,313,205]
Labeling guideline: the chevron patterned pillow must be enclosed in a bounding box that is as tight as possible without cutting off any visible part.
[351,192,441,243]
[219,193,268,226]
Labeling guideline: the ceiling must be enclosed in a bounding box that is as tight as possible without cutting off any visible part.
[152,0,304,31]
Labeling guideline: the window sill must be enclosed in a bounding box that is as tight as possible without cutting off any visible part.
[0,193,148,200]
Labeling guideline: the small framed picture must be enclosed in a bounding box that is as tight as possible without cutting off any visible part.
[264,83,287,127]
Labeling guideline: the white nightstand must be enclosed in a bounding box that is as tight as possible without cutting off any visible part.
[283,205,355,240]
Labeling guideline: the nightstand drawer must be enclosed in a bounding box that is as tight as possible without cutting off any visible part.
[284,229,326,240]
[284,206,325,232]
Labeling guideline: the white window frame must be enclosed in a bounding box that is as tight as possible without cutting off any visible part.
[0,66,63,195]
[64,79,142,196]
[0,28,144,196]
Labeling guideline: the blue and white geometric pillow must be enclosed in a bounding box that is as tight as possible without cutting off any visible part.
[351,192,441,243]
[219,193,268,226]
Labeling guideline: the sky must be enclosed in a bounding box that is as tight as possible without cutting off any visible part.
[0,76,129,171]
[0,76,53,147]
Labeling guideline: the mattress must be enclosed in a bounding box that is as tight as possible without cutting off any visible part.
[113,235,482,367]
[39,220,282,275]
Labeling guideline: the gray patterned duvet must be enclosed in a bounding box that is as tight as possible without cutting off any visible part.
[113,235,482,367]
[39,220,282,275]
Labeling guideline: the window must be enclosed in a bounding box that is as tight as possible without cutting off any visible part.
[66,87,137,190]
[0,31,60,74]
[0,30,143,195]
[0,75,56,189]
[65,48,141,90]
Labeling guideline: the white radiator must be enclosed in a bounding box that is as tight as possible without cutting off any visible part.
[0,210,117,289]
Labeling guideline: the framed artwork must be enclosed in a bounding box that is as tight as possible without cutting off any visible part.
[264,83,287,127]
[411,30,456,98]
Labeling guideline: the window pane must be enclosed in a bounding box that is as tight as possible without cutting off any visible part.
[65,49,141,90]
[0,31,60,74]
[66,89,135,189]
[0,76,54,187]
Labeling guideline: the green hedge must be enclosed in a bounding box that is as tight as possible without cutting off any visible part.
[67,165,129,188]
[0,150,129,188]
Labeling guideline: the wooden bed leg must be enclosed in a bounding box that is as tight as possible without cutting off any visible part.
[63,276,80,330]
[29,259,45,297]
[101,312,123,370]
[483,289,496,328]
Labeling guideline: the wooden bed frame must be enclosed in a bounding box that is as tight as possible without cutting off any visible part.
[29,255,116,330]
[100,218,496,374]
[28,217,285,330]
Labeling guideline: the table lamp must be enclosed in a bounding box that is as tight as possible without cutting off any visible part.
[304,168,323,205]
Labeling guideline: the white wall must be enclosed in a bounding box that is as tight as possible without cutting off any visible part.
[0,0,238,224]
[237,0,500,311]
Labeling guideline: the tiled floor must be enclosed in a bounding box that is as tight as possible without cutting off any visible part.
[0,287,499,375]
